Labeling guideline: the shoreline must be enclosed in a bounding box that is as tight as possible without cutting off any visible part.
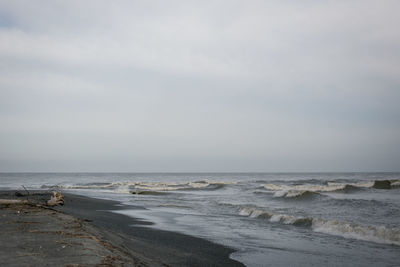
[0,190,244,266]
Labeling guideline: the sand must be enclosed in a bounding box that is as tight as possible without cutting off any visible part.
[0,190,244,266]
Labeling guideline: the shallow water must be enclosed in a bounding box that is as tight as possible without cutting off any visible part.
[1,172,399,266]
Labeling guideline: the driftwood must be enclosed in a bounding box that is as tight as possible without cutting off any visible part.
[0,191,65,207]
[22,185,30,195]
[47,192,65,206]
[0,199,29,204]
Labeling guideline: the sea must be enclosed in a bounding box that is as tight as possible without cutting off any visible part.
[1,172,399,266]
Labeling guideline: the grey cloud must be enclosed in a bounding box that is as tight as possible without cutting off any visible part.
[0,1,399,171]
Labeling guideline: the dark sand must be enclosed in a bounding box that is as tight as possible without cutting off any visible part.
[0,190,244,266]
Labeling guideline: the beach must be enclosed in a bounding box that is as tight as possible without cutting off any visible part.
[1,172,400,266]
[0,190,244,267]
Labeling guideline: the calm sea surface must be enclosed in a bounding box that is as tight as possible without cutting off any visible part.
[1,172,399,266]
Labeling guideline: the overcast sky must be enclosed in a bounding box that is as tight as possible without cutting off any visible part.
[0,0,399,172]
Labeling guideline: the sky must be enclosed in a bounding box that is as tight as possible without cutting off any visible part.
[0,0,399,172]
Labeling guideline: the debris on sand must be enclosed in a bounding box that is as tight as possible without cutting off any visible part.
[47,192,65,206]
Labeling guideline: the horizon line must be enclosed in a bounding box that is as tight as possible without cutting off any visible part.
[1,171,399,174]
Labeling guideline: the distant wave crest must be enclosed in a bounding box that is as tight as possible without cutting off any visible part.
[40,179,235,194]
[263,179,400,196]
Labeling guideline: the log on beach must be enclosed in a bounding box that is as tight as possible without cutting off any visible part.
[0,191,64,206]
[0,199,28,204]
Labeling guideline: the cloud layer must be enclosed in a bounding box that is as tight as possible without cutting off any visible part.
[1,0,399,171]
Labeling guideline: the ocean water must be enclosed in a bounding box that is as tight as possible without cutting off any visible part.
[1,172,399,266]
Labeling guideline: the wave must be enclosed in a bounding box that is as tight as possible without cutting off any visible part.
[312,219,400,246]
[272,190,320,199]
[263,179,400,195]
[391,180,400,188]
[41,183,118,190]
[372,179,399,189]
[238,206,400,246]
[131,190,168,195]
[263,181,371,193]
[40,179,235,194]
[157,204,191,209]
[238,207,312,226]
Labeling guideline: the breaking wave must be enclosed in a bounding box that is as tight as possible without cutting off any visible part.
[238,206,400,246]
[238,206,313,226]
[391,180,400,188]
[312,219,400,246]
[263,179,400,195]
[272,190,320,199]
[40,179,235,194]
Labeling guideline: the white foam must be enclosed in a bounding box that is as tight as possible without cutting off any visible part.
[312,219,400,246]
[238,206,400,246]
[391,180,400,188]
[263,181,375,195]
[264,183,343,192]
[273,190,319,198]
[269,214,297,224]
[273,191,288,197]
[42,179,236,193]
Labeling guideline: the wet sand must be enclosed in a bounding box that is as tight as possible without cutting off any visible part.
[0,190,244,266]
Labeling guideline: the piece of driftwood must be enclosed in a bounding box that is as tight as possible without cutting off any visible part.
[1,191,65,206]
[22,185,30,195]
[0,199,29,204]
[14,192,24,197]
[47,192,65,206]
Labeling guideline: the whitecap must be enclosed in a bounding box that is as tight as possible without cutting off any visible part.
[237,206,400,246]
